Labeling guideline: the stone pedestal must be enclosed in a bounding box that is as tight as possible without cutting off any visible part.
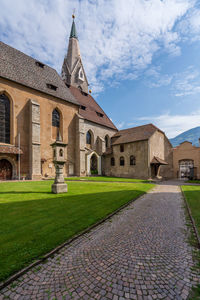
[52,183,68,193]
[51,162,68,194]
[51,137,68,194]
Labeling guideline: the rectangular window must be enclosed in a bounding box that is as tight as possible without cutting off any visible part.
[120,144,124,152]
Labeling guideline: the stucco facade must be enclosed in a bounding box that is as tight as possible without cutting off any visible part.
[173,141,200,179]
[103,127,173,180]
[0,78,78,179]
[103,140,149,179]
[149,131,173,179]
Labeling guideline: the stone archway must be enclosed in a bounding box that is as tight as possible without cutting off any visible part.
[0,159,12,180]
[90,153,98,174]
[86,151,102,176]
[0,156,17,180]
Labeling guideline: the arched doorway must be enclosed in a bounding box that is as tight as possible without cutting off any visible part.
[86,151,102,176]
[90,154,98,174]
[179,160,194,179]
[0,159,12,180]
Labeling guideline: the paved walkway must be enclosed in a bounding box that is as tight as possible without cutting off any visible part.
[1,184,200,300]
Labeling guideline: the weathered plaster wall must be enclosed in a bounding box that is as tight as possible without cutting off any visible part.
[160,137,173,179]
[103,140,149,179]
[149,131,173,179]
[173,142,200,179]
[149,131,164,161]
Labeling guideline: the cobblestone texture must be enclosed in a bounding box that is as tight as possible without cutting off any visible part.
[0,183,199,299]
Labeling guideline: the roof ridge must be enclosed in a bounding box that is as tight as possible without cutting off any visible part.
[0,41,79,106]
[117,123,157,133]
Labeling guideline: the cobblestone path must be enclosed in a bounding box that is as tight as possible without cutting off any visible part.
[1,184,200,300]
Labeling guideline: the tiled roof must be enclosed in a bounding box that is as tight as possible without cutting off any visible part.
[151,156,168,165]
[69,86,117,130]
[103,147,113,155]
[112,124,164,145]
[0,144,23,154]
[0,42,78,106]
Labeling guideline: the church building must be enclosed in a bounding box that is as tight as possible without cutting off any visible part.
[0,16,173,180]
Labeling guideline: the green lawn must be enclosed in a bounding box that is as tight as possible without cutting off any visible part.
[182,185,200,299]
[182,185,200,234]
[65,176,150,183]
[0,180,153,281]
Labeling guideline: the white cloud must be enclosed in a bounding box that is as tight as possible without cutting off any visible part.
[145,67,173,88]
[177,6,200,41]
[0,0,194,93]
[144,65,200,97]
[128,111,200,138]
[172,67,200,97]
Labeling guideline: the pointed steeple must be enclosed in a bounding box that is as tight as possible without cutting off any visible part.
[61,15,89,93]
[70,19,78,39]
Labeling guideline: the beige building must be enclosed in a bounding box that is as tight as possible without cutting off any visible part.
[0,16,175,181]
[103,124,173,179]
[173,141,200,179]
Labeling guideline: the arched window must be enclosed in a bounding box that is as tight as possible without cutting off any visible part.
[120,156,125,166]
[130,155,136,165]
[52,109,60,128]
[86,131,92,144]
[59,149,63,157]
[105,135,109,148]
[111,157,115,166]
[0,94,10,144]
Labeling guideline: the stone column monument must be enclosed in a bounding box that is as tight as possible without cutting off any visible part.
[51,133,68,194]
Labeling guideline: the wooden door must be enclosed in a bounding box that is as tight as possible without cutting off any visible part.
[0,159,12,180]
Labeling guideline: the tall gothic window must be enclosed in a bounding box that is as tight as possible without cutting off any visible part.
[105,135,109,148]
[52,109,60,128]
[86,131,92,144]
[52,109,60,140]
[0,94,10,144]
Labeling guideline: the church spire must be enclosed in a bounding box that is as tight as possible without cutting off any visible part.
[70,17,78,39]
[61,15,89,93]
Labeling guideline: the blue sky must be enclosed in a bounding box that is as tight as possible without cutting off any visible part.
[1,0,200,138]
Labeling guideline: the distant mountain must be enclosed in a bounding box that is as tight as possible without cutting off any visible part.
[170,126,200,147]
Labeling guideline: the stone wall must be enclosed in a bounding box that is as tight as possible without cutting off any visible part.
[0,78,78,178]
[75,116,117,176]
[29,99,41,179]
[103,140,149,179]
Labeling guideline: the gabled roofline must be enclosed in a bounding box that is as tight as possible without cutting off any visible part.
[0,76,79,107]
